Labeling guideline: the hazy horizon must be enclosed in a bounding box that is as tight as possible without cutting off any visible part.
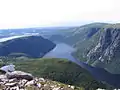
[0,0,119,29]
[0,21,116,30]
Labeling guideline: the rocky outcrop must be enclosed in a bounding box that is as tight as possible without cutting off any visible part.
[6,71,33,81]
[0,36,56,58]
[87,28,120,74]
[0,71,76,90]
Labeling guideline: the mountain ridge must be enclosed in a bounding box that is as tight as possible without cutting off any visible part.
[0,36,56,58]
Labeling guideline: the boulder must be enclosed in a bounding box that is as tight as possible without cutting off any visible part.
[6,71,33,81]
[0,64,15,73]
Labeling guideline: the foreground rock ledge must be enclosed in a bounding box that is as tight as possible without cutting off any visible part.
[0,70,76,90]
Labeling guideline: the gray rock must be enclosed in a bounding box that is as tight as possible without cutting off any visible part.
[0,75,8,82]
[0,64,15,73]
[5,82,17,87]
[9,86,19,90]
[6,71,33,81]
[25,80,35,86]
[8,78,18,83]
[39,78,45,82]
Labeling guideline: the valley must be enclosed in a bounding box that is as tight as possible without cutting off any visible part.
[0,23,120,89]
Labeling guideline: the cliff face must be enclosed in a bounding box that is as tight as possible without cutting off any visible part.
[0,36,56,58]
[87,28,120,74]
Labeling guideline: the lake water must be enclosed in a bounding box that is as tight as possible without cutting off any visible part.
[44,43,76,62]
[44,43,120,88]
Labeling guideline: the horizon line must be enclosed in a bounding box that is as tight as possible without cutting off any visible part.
[0,21,117,30]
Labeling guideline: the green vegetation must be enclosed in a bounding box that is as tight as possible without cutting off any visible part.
[2,58,107,89]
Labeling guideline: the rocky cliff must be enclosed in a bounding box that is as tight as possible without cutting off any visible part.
[87,26,120,74]
[0,36,56,58]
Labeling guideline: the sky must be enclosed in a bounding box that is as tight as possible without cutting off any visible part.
[0,0,119,29]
